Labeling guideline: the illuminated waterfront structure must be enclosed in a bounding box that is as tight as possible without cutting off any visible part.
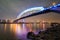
[13,4,60,31]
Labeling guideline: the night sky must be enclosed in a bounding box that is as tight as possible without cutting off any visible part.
[0,0,60,20]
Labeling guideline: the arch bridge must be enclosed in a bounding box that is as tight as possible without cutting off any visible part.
[13,4,60,23]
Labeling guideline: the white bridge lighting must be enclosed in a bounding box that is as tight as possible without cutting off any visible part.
[17,7,45,19]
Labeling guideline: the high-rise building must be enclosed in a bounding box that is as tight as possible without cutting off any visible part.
[7,19,10,23]
[42,21,50,30]
[2,19,6,23]
[0,19,1,22]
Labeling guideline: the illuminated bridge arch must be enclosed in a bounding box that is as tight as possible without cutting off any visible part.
[13,4,60,22]
[17,7,45,19]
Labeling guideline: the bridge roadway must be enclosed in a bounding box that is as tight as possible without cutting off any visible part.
[13,4,60,22]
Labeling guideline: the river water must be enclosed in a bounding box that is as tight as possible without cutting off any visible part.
[0,24,28,40]
[0,23,42,40]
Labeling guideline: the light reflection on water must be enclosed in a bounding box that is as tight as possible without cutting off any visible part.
[0,23,43,40]
[0,24,29,40]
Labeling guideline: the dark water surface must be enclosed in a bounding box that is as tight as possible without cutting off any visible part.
[0,24,29,40]
[0,23,41,40]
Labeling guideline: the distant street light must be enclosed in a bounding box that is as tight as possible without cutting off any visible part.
[52,2,56,5]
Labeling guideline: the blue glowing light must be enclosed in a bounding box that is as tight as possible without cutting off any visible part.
[17,4,60,19]
[57,4,60,7]
[58,4,60,6]
[54,5,57,7]
[48,4,60,9]
[17,7,45,19]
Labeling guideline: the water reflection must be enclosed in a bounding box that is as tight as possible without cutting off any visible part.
[0,23,46,40]
[0,24,31,40]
